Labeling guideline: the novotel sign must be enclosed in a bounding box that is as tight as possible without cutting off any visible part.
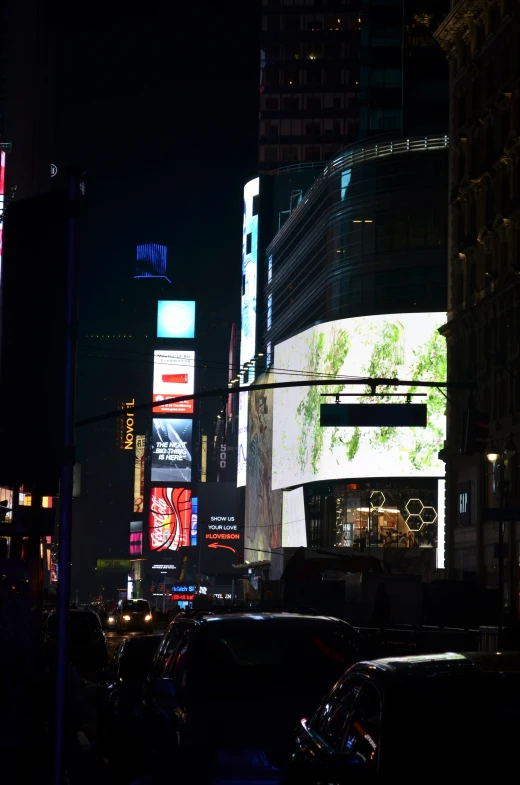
[119,398,135,451]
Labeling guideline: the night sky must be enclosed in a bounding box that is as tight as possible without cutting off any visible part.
[52,4,260,595]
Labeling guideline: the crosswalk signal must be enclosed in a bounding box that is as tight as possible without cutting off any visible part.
[151,583,156,592]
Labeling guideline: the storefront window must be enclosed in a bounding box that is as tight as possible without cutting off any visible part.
[333,485,439,549]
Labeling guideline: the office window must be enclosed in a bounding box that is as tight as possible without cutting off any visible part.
[371,69,401,88]
[307,96,322,111]
[283,70,300,85]
[305,43,324,60]
[328,16,342,31]
[267,295,273,331]
[283,96,299,110]
[268,123,279,136]
[266,341,272,368]
[281,119,292,136]
[326,67,342,85]
[307,68,322,85]
[263,96,280,111]
[305,122,321,136]
[265,69,280,87]
[264,146,279,162]
[281,145,300,161]
[266,15,281,32]
[268,255,273,283]
[284,43,301,60]
[306,15,324,31]
[305,145,321,161]
[369,109,401,130]
[284,15,301,31]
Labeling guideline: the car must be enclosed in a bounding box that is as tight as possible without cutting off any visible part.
[284,650,520,782]
[97,633,163,775]
[114,598,154,633]
[140,611,369,784]
[44,608,108,672]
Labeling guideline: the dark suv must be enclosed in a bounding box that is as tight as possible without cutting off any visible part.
[140,611,368,785]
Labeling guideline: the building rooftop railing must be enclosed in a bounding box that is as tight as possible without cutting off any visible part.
[267,134,449,253]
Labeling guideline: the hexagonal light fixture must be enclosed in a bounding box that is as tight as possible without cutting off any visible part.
[420,506,438,525]
[405,515,423,532]
[369,490,386,509]
[405,498,423,517]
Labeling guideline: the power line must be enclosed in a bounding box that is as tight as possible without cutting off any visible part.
[76,375,473,428]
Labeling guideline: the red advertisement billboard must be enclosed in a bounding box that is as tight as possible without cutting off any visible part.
[149,486,192,552]
[153,350,195,415]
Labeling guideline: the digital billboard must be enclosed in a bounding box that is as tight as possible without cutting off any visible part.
[133,435,145,513]
[198,482,241,573]
[149,486,192,552]
[157,300,196,339]
[272,312,446,490]
[153,350,195,415]
[151,418,192,483]
[238,177,260,488]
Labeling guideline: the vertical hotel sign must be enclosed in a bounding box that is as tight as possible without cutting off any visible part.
[133,435,145,513]
[238,177,259,488]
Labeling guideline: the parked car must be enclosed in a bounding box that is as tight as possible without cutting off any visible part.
[113,599,154,633]
[98,633,163,774]
[284,650,520,782]
[140,611,368,784]
[44,609,108,672]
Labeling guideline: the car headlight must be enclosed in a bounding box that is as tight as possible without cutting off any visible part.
[145,614,152,621]
[108,616,114,623]
[123,615,131,621]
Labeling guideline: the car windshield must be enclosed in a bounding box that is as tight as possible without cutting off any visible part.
[192,619,356,697]
[47,612,100,633]
[122,600,149,613]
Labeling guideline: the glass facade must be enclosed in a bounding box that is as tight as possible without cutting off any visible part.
[263,135,448,349]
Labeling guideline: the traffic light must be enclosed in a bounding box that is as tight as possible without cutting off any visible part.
[151,583,156,593]
[463,409,489,454]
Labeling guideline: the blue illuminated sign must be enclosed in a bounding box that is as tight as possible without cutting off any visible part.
[157,300,196,339]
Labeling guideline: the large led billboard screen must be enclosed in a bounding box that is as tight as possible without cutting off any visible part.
[237,178,260,488]
[151,418,192,483]
[149,486,192,552]
[157,300,196,339]
[272,312,446,490]
[153,350,195,415]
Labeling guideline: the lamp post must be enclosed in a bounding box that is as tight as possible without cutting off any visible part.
[486,433,516,629]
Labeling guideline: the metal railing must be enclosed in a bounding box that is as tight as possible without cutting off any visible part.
[267,134,449,253]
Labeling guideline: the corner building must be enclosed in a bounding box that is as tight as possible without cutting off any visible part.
[434,1,520,611]
[244,134,449,571]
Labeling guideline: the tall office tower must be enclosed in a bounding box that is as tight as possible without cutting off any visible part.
[359,0,448,138]
[259,0,362,171]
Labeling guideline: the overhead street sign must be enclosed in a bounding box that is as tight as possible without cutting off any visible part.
[320,403,427,428]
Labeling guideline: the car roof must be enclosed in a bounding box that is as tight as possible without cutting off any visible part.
[178,611,348,625]
[350,651,520,680]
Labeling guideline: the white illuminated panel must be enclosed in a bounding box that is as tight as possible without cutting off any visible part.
[238,177,260,488]
[437,479,446,569]
[272,312,446,489]
[282,487,307,547]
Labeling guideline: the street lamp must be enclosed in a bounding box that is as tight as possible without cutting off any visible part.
[486,433,516,629]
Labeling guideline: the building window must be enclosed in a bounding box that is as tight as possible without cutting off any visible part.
[264,96,280,110]
[266,341,272,368]
[305,43,324,60]
[305,122,321,136]
[328,16,342,31]
[284,15,301,32]
[307,68,322,85]
[282,96,299,110]
[268,255,273,283]
[246,233,252,254]
[305,145,321,161]
[267,294,273,331]
[252,195,260,217]
[306,96,322,111]
[264,146,279,162]
[283,70,300,85]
